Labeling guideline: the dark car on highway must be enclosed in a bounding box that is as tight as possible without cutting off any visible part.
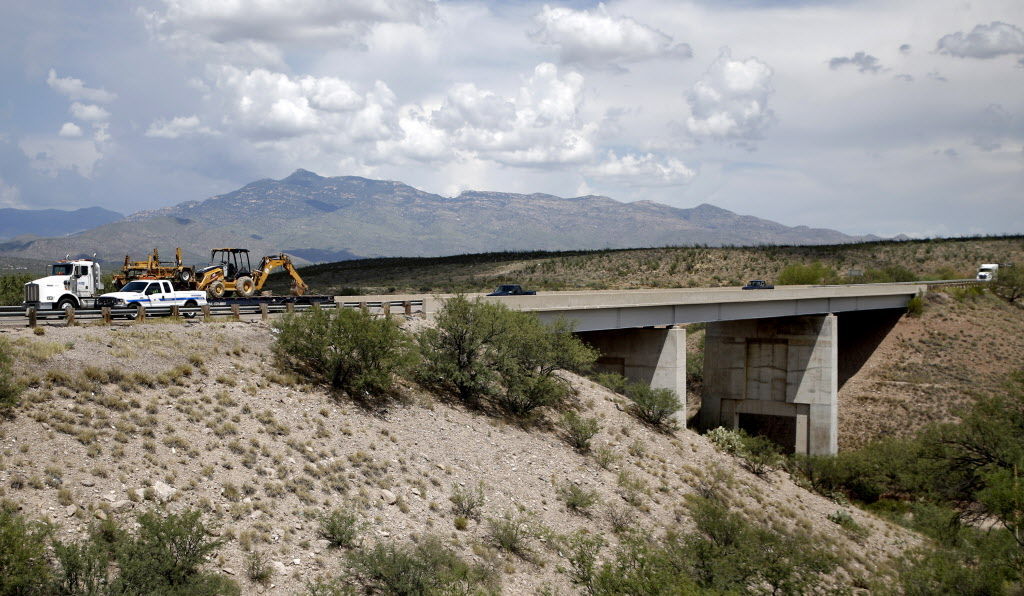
[487,284,536,296]
[742,280,774,290]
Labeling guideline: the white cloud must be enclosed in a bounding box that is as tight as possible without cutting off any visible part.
[46,69,117,103]
[429,63,596,166]
[69,103,111,122]
[19,137,103,178]
[829,52,883,73]
[142,0,437,67]
[531,3,691,70]
[58,122,83,138]
[145,115,217,139]
[937,21,1024,59]
[0,177,24,209]
[685,48,774,141]
[583,151,695,186]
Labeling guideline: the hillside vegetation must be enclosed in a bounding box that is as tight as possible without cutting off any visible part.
[266,236,1024,295]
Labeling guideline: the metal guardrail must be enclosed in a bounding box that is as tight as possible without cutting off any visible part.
[0,299,425,326]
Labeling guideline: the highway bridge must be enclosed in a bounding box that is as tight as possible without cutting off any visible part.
[3,282,943,455]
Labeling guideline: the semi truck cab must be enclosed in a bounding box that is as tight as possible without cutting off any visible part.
[24,259,104,311]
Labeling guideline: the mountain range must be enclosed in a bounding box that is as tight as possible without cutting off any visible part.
[0,170,875,265]
[0,206,123,242]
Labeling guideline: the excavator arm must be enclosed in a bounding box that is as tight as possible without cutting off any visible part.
[253,254,309,296]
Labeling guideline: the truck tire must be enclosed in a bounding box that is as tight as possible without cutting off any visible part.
[126,304,143,321]
[235,276,256,297]
[207,281,226,299]
[178,269,193,284]
[56,297,76,316]
[183,300,198,319]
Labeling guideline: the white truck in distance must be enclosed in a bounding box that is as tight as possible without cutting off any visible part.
[23,258,105,311]
[97,280,207,318]
[977,264,999,281]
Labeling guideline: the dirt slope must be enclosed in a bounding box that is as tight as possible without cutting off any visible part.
[1,320,917,593]
[838,290,1024,450]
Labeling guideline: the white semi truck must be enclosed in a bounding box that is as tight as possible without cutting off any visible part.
[23,258,106,312]
[977,263,999,281]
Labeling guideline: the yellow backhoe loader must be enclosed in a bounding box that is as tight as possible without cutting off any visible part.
[195,248,309,299]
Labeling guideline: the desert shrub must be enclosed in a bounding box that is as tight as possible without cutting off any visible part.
[415,296,510,407]
[561,411,600,453]
[53,538,112,595]
[862,265,917,283]
[777,262,837,285]
[706,426,746,455]
[564,530,605,590]
[449,482,485,520]
[0,274,32,306]
[346,535,498,594]
[992,266,1024,304]
[273,306,413,402]
[319,508,363,549]
[557,482,600,515]
[0,504,53,594]
[418,296,596,416]
[906,292,924,317]
[112,509,237,595]
[487,512,534,558]
[246,550,273,584]
[0,337,22,415]
[707,427,783,476]
[623,383,681,430]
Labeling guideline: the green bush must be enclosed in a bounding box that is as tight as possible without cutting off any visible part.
[487,513,533,558]
[318,508,363,548]
[0,337,22,415]
[777,262,837,285]
[273,306,413,402]
[560,411,600,453]
[623,383,681,430]
[346,535,498,594]
[906,292,924,317]
[112,509,237,595]
[53,539,112,596]
[0,504,53,595]
[557,482,600,515]
[449,482,485,521]
[992,266,1024,304]
[0,274,32,306]
[418,296,596,416]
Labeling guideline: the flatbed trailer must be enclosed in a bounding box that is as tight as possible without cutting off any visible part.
[206,294,334,307]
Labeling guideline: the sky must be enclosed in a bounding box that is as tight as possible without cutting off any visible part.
[0,0,1022,238]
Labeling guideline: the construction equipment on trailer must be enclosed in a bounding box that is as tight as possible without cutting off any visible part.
[195,248,308,299]
[112,247,196,290]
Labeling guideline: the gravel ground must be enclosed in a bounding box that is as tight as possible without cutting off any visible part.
[1,319,919,594]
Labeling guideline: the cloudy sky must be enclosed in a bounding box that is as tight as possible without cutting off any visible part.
[1,0,1022,237]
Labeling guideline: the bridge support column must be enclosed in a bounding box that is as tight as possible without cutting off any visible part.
[579,326,687,427]
[700,314,837,455]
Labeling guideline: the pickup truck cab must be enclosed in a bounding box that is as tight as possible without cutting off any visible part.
[97,280,207,318]
[487,284,537,296]
[742,280,774,290]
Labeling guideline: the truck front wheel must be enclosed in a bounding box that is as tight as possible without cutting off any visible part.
[56,297,76,316]
[207,281,226,299]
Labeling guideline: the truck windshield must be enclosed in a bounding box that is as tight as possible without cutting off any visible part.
[51,264,73,276]
[121,281,149,293]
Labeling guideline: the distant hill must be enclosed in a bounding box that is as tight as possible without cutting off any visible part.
[0,170,872,264]
[0,206,123,242]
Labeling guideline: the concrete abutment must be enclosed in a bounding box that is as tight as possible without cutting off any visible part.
[578,327,687,428]
[699,314,838,455]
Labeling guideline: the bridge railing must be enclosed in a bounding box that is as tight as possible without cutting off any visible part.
[0,299,425,327]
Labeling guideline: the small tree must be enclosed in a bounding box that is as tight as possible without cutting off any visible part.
[113,509,237,594]
[777,262,837,285]
[0,505,53,595]
[992,267,1024,304]
[624,383,682,431]
[416,296,510,407]
[274,306,413,402]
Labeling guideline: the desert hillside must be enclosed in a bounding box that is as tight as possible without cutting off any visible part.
[0,319,916,593]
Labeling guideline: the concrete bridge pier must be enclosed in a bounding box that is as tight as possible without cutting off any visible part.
[699,314,837,455]
[578,327,688,428]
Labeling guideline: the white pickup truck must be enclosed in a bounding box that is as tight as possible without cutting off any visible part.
[97,279,207,318]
